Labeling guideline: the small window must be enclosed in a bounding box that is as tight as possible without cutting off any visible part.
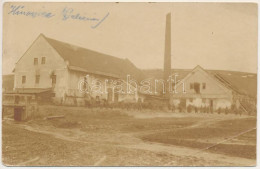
[22,76,26,84]
[190,83,194,89]
[202,83,206,89]
[41,57,46,64]
[51,75,56,85]
[34,58,38,65]
[35,75,40,84]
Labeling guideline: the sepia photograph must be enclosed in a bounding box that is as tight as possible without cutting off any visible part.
[1,1,258,167]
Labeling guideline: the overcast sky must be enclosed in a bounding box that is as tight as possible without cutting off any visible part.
[2,2,258,74]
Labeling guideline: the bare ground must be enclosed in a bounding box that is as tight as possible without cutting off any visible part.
[2,105,256,166]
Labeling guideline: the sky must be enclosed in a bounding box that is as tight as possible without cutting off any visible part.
[2,2,258,74]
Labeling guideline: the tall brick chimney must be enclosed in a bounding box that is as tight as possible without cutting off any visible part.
[164,13,171,96]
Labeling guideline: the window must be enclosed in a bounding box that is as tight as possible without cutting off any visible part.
[41,57,46,64]
[51,75,56,85]
[35,75,40,84]
[202,83,206,89]
[34,58,38,65]
[22,76,26,84]
[190,83,194,89]
[194,82,200,94]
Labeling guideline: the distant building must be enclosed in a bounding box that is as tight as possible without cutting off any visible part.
[13,34,144,105]
[171,65,256,113]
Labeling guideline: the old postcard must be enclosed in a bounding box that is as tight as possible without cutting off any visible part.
[1,1,258,167]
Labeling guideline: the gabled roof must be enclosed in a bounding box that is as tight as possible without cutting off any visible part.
[143,65,257,98]
[42,34,145,81]
[187,66,257,98]
[174,65,232,94]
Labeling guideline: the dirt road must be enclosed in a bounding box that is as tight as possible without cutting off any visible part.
[2,106,256,166]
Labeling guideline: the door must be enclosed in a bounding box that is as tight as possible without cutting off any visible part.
[14,107,23,121]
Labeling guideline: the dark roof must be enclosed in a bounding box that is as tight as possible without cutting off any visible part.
[209,70,257,98]
[44,35,145,81]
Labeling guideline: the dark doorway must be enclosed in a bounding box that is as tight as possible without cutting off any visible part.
[14,107,24,121]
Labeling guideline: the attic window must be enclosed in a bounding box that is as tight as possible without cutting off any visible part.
[41,57,46,64]
[202,83,206,89]
[34,58,38,65]
[22,76,26,84]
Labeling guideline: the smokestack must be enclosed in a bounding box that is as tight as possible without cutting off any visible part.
[164,13,171,95]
